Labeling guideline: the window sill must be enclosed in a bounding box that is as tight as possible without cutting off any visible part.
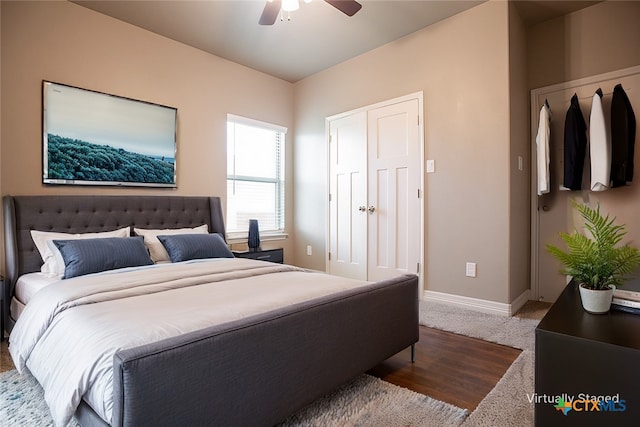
[226,232,288,245]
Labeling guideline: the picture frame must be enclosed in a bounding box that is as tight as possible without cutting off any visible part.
[42,81,177,188]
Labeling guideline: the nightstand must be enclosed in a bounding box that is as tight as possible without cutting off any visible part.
[232,248,284,264]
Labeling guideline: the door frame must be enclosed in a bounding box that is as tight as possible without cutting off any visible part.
[530,65,640,300]
[325,91,425,291]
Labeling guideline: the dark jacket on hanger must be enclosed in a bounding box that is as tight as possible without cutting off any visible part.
[563,93,587,191]
[610,84,636,187]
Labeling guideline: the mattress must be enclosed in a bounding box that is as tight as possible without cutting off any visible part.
[15,272,58,305]
[11,273,59,321]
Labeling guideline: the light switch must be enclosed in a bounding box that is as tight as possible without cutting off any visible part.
[426,160,435,173]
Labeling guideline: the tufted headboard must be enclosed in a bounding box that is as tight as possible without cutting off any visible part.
[3,195,226,309]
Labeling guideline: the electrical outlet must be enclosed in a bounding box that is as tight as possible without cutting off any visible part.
[306,245,313,256]
[466,262,477,278]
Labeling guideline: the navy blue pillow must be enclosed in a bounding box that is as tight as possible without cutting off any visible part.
[53,236,153,279]
[157,233,233,262]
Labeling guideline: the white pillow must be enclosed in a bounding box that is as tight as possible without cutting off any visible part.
[31,227,131,277]
[134,224,208,263]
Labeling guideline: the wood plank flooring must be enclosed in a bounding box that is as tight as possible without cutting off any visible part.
[0,300,549,413]
[367,326,521,411]
[367,300,550,411]
[0,337,13,374]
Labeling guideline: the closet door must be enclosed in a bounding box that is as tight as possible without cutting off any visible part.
[367,99,421,281]
[328,93,423,284]
[328,111,367,280]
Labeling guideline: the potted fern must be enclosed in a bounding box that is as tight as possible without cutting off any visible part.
[546,202,640,314]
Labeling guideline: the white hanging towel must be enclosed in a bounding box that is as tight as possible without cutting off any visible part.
[536,102,552,195]
[590,88,610,191]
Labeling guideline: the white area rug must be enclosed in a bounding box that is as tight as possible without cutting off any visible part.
[279,374,468,427]
[0,300,539,426]
[419,300,539,351]
[0,369,78,427]
[0,369,466,427]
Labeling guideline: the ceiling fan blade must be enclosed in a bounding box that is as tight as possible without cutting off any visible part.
[259,0,281,25]
[324,0,362,17]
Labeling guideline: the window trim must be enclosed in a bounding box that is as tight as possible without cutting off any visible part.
[226,114,287,238]
[227,114,287,135]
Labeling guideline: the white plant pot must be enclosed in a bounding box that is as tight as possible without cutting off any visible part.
[578,284,615,314]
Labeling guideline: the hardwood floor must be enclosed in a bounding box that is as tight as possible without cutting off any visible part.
[0,337,12,374]
[368,300,549,411]
[367,326,521,411]
[0,300,550,413]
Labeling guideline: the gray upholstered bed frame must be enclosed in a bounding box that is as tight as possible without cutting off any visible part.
[3,195,419,427]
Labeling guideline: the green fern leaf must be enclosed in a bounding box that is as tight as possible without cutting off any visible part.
[546,202,640,290]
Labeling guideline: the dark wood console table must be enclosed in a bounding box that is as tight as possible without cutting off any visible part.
[535,281,640,426]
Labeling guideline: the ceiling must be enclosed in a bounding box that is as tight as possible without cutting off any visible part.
[74,0,601,83]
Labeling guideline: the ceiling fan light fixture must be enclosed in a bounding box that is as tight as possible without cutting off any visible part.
[282,0,300,12]
[260,0,361,26]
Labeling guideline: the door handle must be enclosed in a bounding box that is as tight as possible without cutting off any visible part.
[368,206,376,214]
[358,206,366,212]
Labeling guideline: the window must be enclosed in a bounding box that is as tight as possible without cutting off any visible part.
[226,114,286,239]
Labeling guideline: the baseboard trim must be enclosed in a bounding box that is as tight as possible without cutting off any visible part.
[423,288,531,317]
[509,288,531,316]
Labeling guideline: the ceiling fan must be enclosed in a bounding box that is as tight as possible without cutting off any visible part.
[259,0,362,25]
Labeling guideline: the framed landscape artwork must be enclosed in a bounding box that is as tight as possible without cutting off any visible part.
[42,81,178,188]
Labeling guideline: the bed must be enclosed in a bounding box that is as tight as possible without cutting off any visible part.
[3,194,419,427]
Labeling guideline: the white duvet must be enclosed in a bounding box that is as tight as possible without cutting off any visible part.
[9,258,368,426]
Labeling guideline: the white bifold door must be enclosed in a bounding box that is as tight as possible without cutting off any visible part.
[328,94,423,283]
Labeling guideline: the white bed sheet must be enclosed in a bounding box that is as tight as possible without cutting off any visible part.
[9,258,368,427]
[15,272,59,305]
[11,273,60,321]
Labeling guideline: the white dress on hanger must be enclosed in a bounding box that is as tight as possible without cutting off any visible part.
[536,102,552,195]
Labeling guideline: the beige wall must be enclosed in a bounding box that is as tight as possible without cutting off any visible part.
[4,1,638,306]
[292,0,640,305]
[0,1,294,260]
[508,3,531,302]
[527,1,640,278]
[293,1,514,303]
[528,1,640,90]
